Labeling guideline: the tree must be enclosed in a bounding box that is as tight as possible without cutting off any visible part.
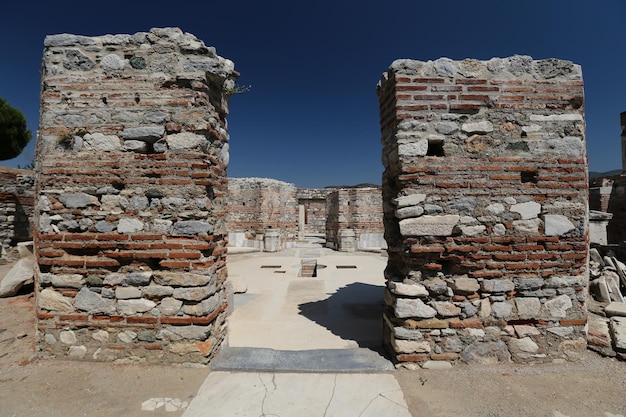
[0,98,31,160]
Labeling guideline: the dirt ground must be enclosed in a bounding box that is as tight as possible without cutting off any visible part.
[1,262,625,417]
[397,355,626,417]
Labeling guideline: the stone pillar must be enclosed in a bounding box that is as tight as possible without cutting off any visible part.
[0,167,34,249]
[35,28,237,364]
[589,210,613,245]
[263,229,281,252]
[298,204,306,241]
[227,178,297,249]
[378,56,588,366]
[337,229,356,252]
[325,188,384,251]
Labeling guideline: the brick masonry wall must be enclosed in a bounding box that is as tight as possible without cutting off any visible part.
[297,188,334,234]
[325,188,384,249]
[35,28,237,364]
[377,56,588,366]
[227,177,297,248]
[0,167,34,248]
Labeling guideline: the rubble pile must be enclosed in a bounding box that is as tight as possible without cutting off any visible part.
[587,247,626,360]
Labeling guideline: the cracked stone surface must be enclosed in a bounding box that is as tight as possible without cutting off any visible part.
[182,372,411,417]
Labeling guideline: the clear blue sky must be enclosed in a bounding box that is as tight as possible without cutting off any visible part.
[1,0,624,187]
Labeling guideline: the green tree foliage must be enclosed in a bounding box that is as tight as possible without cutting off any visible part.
[0,98,31,160]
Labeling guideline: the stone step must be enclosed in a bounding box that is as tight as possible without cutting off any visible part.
[212,347,394,373]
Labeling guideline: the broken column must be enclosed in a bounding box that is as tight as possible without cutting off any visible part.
[35,28,237,364]
[378,56,588,365]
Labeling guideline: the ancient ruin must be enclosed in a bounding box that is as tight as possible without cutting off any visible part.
[0,167,34,250]
[378,56,589,364]
[589,111,626,244]
[325,187,385,251]
[34,28,237,363]
[297,188,332,234]
[1,26,621,368]
[227,177,298,251]
[227,179,386,252]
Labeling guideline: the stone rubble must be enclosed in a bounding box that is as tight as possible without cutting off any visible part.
[587,248,626,360]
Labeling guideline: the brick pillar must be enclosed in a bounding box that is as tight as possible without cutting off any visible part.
[227,178,298,250]
[377,56,588,366]
[325,188,384,251]
[35,28,237,364]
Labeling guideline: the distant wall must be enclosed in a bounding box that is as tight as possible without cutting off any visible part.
[227,177,297,250]
[378,56,588,366]
[590,175,626,243]
[35,28,237,364]
[0,167,34,248]
[297,188,333,234]
[325,187,385,250]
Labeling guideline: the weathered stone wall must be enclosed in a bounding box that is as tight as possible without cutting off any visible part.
[378,56,588,366]
[227,178,297,250]
[297,188,333,234]
[325,187,385,250]
[35,28,237,364]
[0,167,34,249]
[589,113,626,244]
[590,175,626,244]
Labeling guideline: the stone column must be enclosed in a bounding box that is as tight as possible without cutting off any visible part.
[589,210,613,245]
[264,229,281,252]
[337,229,356,252]
[35,28,237,365]
[298,204,306,241]
[378,56,588,366]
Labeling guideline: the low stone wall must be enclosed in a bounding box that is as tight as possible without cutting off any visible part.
[35,28,237,364]
[0,167,34,249]
[325,188,385,250]
[227,177,297,250]
[378,56,588,366]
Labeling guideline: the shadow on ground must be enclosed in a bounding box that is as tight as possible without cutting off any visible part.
[298,282,386,350]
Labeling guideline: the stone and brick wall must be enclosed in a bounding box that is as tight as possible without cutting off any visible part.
[0,167,34,249]
[590,175,626,244]
[588,112,626,244]
[35,28,237,364]
[227,177,297,250]
[378,56,588,365]
[325,187,385,250]
[297,188,333,234]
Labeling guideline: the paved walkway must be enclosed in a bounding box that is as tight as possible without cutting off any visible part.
[181,243,413,416]
[183,372,411,417]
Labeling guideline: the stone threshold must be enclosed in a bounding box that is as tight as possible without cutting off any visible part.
[212,347,394,373]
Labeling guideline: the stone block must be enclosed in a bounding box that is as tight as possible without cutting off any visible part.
[399,215,459,236]
[0,258,34,297]
[605,302,626,317]
[610,317,626,351]
[388,281,428,297]
[544,214,575,236]
[395,298,437,319]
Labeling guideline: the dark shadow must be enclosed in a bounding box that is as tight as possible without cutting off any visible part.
[298,282,386,352]
[12,198,33,243]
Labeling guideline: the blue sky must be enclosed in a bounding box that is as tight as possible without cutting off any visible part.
[1,0,624,187]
